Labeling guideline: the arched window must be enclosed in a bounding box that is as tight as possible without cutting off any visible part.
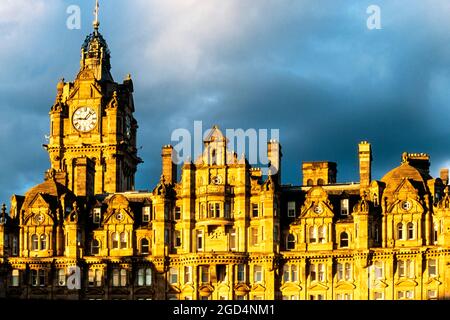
[307,179,314,186]
[373,193,379,207]
[407,222,414,240]
[397,223,404,240]
[309,226,317,243]
[112,232,119,249]
[318,226,326,243]
[120,232,127,249]
[211,149,216,165]
[91,239,100,255]
[141,238,150,254]
[31,234,39,251]
[317,178,324,186]
[40,234,47,250]
[287,234,296,250]
[340,232,349,248]
[433,223,438,244]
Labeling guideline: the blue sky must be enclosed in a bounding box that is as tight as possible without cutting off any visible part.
[1,0,450,204]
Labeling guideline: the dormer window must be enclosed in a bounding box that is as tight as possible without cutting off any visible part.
[93,207,101,224]
[142,205,151,223]
[340,199,349,216]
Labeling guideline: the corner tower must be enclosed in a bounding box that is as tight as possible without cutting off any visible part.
[45,1,142,196]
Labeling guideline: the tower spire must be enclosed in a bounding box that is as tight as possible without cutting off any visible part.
[93,0,100,32]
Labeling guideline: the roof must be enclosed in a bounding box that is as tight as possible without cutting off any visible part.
[22,179,74,210]
[381,162,430,195]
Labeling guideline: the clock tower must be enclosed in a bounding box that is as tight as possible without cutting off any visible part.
[45,3,142,196]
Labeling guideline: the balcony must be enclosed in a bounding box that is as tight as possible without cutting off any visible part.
[197,185,233,196]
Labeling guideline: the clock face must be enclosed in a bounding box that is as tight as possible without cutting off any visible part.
[313,205,323,214]
[72,107,98,132]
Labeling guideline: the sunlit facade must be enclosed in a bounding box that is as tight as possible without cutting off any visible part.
[0,13,450,301]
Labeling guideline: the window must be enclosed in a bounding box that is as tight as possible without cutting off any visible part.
[252,203,259,218]
[317,178,324,186]
[209,203,221,218]
[337,263,344,281]
[12,236,18,256]
[38,269,46,287]
[283,265,289,282]
[11,270,19,287]
[174,206,181,220]
[57,269,66,286]
[141,238,150,254]
[120,269,127,286]
[428,290,437,300]
[254,265,263,283]
[138,268,152,286]
[169,267,178,284]
[336,293,352,300]
[31,270,38,286]
[120,232,127,249]
[237,264,245,283]
[197,230,203,251]
[291,265,298,282]
[318,264,325,282]
[287,234,296,250]
[307,179,313,186]
[93,207,101,224]
[397,290,414,300]
[340,199,349,216]
[374,225,380,242]
[282,295,299,300]
[142,206,151,222]
[283,265,298,282]
[174,230,181,247]
[407,222,414,240]
[336,262,351,281]
[309,226,317,243]
[398,260,414,278]
[112,269,127,287]
[225,202,231,218]
[310,294,324,300]
[217,265,227,282]
[340,232,349,248]
[184,266,192,283]
[91,239,100,255]
[374,261,383,280]
[373,292,384,300]
[310,264,317,281]
[251,227,259,246]
[112,232,119,249]
[89,269,102,287]
[200,266,209,283]
[428,259,437,278]
[287,201,296,217]
[229,228,236,251]
[397,223,404,240]
[373,193,379,207]
[318,226,326,243]
[31,234,38,251]
[433,223,438,244]
[344,263,352,281]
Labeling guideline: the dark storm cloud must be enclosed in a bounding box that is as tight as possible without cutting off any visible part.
[1,0,450,205]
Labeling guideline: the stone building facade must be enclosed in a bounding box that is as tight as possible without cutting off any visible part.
[0,13,450,301]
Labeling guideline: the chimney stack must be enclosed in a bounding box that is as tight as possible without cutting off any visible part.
[358,141,372,189]
[161,145,177,184]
